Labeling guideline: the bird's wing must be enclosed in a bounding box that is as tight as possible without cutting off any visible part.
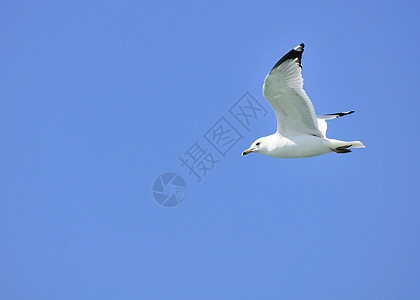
[316,111,355,137]
[317,110,354,120]
[263,44,323,137]
[316,118,328,137]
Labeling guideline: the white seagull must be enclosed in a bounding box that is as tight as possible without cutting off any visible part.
[242,43,365,158]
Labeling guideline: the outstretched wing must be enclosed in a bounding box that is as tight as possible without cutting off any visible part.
[263,44,323,137]
[317,111,355,137]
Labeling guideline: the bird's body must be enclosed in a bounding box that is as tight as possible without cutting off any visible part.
[257,134,331,158]
[256,133,363,158]
[242,43,364,158]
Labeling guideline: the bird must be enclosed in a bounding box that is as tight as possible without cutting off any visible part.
[241,43,365,158]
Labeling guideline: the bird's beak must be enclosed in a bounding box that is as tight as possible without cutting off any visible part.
[241,148,255,156]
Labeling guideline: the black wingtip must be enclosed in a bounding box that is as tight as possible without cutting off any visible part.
[326,110,355,118]
[342,110,355,116]
[270,43,305,71]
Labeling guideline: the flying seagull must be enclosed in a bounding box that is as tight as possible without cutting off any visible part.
[242,43,365,158]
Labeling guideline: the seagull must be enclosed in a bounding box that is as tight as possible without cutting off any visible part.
[242,43,365,158]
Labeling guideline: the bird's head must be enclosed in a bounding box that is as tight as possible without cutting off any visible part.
[241,138,266,156]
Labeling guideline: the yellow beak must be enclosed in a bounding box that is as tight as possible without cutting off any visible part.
[241,148,255,156]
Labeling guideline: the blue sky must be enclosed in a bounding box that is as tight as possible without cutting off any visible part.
[1,0,419,299]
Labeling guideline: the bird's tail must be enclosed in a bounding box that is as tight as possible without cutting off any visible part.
[349,141,365,148]
[328,139,365,153]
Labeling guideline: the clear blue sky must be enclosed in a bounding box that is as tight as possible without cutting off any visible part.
[1,0,419,299]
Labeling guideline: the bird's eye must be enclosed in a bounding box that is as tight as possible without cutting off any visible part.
[256,142,261,146]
